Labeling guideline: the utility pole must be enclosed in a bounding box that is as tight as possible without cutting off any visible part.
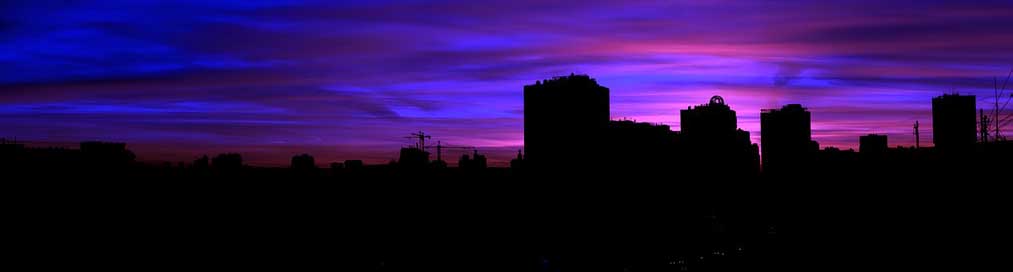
[913,121,920,148]
[436,141,442,162]
[980,109,990,143]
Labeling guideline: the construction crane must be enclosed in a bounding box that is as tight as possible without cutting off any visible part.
[426,141,475,162]
[403,132,481,165]
[405,131,431,150]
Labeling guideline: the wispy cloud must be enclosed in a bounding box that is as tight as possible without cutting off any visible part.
[1,0,1011,165]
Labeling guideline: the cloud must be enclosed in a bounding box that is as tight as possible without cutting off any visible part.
[773,62,803,87]
[2,0,1013,165]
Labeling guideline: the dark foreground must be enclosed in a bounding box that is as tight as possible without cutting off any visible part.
[5,163,1010,272]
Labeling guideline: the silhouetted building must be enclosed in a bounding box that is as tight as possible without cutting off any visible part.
[682,96,737,136]
[80,141,126,153]
[344,160,363,169]
[859,134,888,155]
[0,139,27,170]
[813,147,859,174]
[212,153,243,170]
[859,134,889,171]
[193,155,210,169]
[398,147,430,169]
[0,139,25,156]
[524,74,609,172]
[605,120,682,172]
[0,138,24,151]
[761,104,814,176]
[932,94,975,151]
[21,147,81,168]
[458,154,471,169]
[291,154,316,170]
[473,151,487,169]
[509,150,525,170]
[680,96,760,176]
[431,159,448,169]
[459,150,487,170]
[80,141,135,166]
[330,162,344,171]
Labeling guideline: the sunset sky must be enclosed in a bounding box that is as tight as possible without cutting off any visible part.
[2,0,1012,166]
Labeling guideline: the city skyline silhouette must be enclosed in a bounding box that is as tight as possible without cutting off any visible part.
[4,72,1011,272]
[3,73,1009,168]
[3,73,1009,176]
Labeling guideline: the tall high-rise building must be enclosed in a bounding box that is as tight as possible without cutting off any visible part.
[523,74,609,171]
[760,104,812,175]
[932,94,976,151]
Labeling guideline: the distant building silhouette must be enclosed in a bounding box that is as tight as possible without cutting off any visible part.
[0,139,25,161]
[932,94,976,151]
[193,155,210,169]
[80,141,126,153]
[605,120,682,172]
[680,96,759,176]
[330,162,344,170]
[682,96,737,136]
[0,139,26,171]
[459,150,488,170]
[344,160,363,169]
[212,153,243,170]
[524,74,609,172]
[291,154,316,170]
[859,134,888,155]
[760,104,814,176]
[509,149,525,170]
[859,134,889,171]
[80,141,135,167]
[0,138,24,150]
[431,159,448,169]
[813,147,859,173]
[398,147,430,169]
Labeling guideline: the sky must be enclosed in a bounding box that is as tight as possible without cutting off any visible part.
[1,0,1012,166]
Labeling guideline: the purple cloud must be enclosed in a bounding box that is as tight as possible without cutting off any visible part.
[2,0,1012,166]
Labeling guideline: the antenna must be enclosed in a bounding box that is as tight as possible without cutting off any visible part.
[980,109,990,143]
[913,121,920,148]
